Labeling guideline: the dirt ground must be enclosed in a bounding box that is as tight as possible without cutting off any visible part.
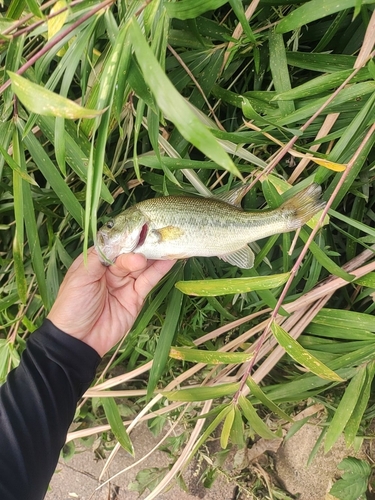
[45,419,366,500]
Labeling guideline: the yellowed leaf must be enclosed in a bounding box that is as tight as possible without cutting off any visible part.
[47,0,69,56]
[309,158,346,172]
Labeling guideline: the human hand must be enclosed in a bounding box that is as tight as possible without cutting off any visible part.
[47,248,176,357]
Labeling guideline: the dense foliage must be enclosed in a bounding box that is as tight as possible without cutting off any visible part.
[1,0,375,497]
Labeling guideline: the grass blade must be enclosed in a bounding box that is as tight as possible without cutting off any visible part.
[101,396,134,456]
[324,365,366,453]
[147,281,183,399]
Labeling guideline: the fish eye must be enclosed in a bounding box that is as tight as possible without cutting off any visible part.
[106,220,114,229]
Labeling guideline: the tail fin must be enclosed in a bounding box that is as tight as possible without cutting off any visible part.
[280,183,326,230]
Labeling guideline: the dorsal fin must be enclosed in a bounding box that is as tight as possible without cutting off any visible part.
[214,184,251,208]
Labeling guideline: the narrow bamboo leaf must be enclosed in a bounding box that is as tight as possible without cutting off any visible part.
[85,21,130,250]
[0,143,38,185]
[36,116,113,203]
[175,273,290,297]
[147,282,183,399]
[169,347,253,364]
[12,235,27,304]
[273,68,370,101]
[162,382,240,402]
[12,128,27,304]
[128,18,241,179]
[239,395,279,439]
[344,361,375,447]
[47,0,68,56]
[286,51,356,73]
[229,0,256,42]
[25,0,43,18]
[246,377,294,423]
[354,273,375,288]
[299,228,354,281]
[165,0,228,20]
[54,117,66,175]
[101,397,134,456]
[191,405,233,458]
[277,0,375,34]
[9,72,105,119]
[271,322,343,382]
[313,309,375,333]
[311,158,346,172]
[16,132,50,309]
[230,407,246,447]
[324,366,367,453]
[22,125,84,227]
[269,30,294,116]
[220,406,235,449]
[330,209,375,239]
[138,155,224,171]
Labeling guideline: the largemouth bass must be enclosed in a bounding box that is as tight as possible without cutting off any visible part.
[96,183,325,269]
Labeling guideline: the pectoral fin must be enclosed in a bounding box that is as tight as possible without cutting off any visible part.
[154,225,185,241]
[219,245,255,269]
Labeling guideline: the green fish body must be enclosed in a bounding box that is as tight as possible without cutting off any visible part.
[96,183,325,269]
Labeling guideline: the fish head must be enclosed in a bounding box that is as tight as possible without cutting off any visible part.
[95,207,148,264]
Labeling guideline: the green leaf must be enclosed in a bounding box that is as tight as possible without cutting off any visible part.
[324,366,366,453]
[25,0,43,18]
[269,30,294,117]
[8,72,105,119]
[238,395,279,439]
[0,143,38,185]
[220,406,235,449]
[273,68,370,101]
[299,228,354,281]
[128,18,241,179]
[277,0,375,34]
[230,407,245,447]
[163,382,240,402]
[344,362,375,447]
[147,281,183,399]
[169,347,253,364]
[165,0,228,20]
[101,397,134,456]
[21,123,84,227]
[229,0,256,43]
[175,273,290,296]
[330,457,371,500]
[271,322,343,382]
[246,377,294,423]
[313,309,375,333]
[12,234,27,304]
[190,405,233,458]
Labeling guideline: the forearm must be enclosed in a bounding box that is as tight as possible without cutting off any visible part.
[0,319,100,500]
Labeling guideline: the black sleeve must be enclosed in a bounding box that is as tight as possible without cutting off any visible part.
[0,319,101,500]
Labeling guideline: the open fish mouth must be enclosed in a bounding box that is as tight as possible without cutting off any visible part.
[137,223,149,248]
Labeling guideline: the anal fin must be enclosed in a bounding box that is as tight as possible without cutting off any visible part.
[219,245,255,269]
